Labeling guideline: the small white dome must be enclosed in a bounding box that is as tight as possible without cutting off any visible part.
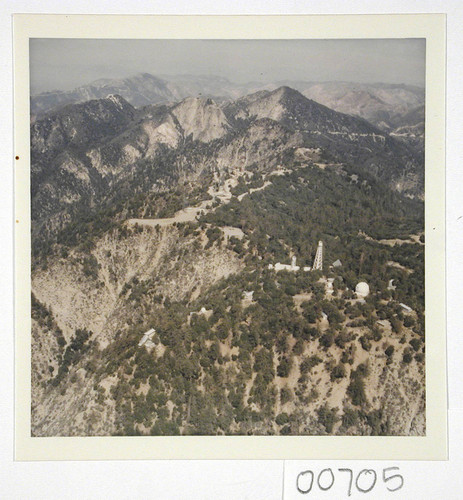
[355,281,370,297]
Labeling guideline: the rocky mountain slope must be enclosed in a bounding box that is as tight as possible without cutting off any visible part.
[30,84,425,437]
[31,86,423,241]
[31,73,424,148]
[389,104,425,151]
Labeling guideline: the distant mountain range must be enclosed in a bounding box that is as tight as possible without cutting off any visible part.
[31,73,425,149]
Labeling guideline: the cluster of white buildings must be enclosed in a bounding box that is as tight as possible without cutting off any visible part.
[265,240,378,302]
[268,241,324,273]
[268,255,311,272]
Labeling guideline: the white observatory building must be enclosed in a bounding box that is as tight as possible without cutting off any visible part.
[355,282,370,298]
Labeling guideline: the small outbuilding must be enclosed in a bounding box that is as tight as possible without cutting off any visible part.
[399,303,413,313]
[387,279,396,291]
[377,319,390,328]
[138,328,156,347]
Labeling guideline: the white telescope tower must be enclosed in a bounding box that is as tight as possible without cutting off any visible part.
[313,241,323,271]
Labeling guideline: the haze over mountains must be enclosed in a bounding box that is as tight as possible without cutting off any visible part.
[31,72,425,145]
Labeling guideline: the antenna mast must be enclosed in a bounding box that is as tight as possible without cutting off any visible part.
[313,241,323,271]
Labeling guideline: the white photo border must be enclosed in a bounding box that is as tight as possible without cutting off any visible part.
[14,13,447,461]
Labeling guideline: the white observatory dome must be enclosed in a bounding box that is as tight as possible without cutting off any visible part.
[355,281,370,297]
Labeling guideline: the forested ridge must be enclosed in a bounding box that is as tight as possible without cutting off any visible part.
[31,87,425,437]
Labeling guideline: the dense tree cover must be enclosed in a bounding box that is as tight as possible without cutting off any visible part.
[32,180,210,269]
[34,147,424,437]
[202,163,423,313]
[51,225,423,437]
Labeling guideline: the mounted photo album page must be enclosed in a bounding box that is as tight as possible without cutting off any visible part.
[13,14,446,460]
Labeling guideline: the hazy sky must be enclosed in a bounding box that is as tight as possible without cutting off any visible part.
[30,38,425,94]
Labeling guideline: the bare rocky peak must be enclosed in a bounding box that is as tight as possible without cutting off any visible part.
[171,96,230,142]
[243,86,291,122]
[105,93,131,108]
[90,73,173,103]
[231,86,378,135]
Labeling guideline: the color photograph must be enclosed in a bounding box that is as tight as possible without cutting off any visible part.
[29,36,427,438]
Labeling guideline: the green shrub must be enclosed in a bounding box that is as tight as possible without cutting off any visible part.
[403,316,415,328]
[385,345,394,357]
[342,408,359,428]
[409,338,422,352]
[277,357,292,378]
[403,352,413,363]
[347,365,369,406]
[300,355,322,374]
[276,412,290,426]
[317,404,339,434]
[360,335,371,351]
[320,332,334,348]
[280,386,293,405]
[330,363,346,381]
